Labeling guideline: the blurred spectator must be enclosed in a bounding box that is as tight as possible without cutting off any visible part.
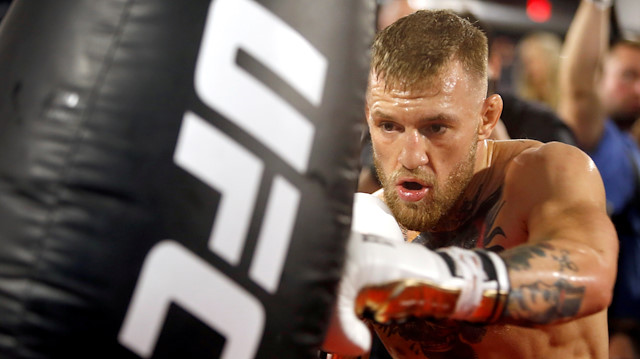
[610,320,640,359]
[488,34,517,94]
[633,119,640,147]
[558,0,640,346]
[513,31,563,111]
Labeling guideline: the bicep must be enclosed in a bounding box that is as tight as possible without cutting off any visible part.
[499,144,618,324]
[510,143,611,250]
[523,149,614,257]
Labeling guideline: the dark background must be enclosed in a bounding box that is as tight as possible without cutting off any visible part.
[0,0,581,36]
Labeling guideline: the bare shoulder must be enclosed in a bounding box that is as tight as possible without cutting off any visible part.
[513,141,594,168]
[492,140,598,185]
[509,141,600,185]
[501,140,606,211]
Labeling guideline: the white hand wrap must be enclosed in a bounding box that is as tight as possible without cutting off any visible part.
[347,235,509,324]
[440,247,486,319]
[436,247,510,322]
[322,193,510,356]
[322,193,404,356]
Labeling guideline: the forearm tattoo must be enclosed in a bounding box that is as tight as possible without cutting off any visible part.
[502,243,585,324]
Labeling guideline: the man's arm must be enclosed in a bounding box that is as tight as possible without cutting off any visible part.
[353,144,618,327]
[500,142,618,325]
[558,0,611,150]
[323,144,618,355]
[349,143,617,328]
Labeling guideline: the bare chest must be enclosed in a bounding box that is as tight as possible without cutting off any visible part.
[412,187,526,252]
[372,313,608,359]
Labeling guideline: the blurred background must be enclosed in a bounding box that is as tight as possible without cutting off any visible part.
[0,0,590,36]
[3,0,628,102]
[378,0,581,34]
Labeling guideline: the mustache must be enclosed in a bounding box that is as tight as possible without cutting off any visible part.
[388,167,435,186]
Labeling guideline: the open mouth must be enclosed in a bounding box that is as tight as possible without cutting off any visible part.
[402,181,424,191]
[396,179,430,202]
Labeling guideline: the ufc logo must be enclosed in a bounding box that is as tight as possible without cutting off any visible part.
[118,0,327,357]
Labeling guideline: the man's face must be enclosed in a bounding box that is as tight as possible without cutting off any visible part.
[601,44,640,121]
[366,61,484,232]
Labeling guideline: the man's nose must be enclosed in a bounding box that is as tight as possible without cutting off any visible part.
[398,130,429,170]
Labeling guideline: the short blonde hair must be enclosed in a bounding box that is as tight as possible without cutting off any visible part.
[370,9,488,91]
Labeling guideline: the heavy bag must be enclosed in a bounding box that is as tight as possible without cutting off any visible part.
[0,0,375,358]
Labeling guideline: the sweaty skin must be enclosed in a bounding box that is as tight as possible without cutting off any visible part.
[371,140,613,359]
[365,60,617,359]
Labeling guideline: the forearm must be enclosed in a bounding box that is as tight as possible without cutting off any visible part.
[562,0,610,90]
[558,0,611,149]
[500,240,616,325]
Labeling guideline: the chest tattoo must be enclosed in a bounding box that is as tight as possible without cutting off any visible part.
[374,319,485,359]
[414,186,506,252]
[380,186,507,357]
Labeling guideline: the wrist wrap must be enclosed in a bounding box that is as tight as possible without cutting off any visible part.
[436,247,510,323]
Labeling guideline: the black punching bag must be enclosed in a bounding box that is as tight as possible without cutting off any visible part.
[0,0,375,358]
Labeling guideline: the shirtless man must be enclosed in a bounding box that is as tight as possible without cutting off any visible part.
[323,9,618,359]
[558,0,640,332]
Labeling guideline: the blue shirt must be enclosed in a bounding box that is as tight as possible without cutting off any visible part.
[590,119,640,320]
[590,120,638,215]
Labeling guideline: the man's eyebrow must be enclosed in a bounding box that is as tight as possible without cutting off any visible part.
[426,113,458,123]
[371,110,393,120]
[371,110,458,123]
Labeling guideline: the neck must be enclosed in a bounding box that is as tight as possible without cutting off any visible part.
[475,139,494,172]
[428,139,496,233]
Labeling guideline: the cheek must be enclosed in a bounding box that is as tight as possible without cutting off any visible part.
[372,141,405,184]
[371,130,396,155]
[431,154,457,179]
[446,126,479,146]
[372,142,394,170]
[605,74,627,94]
[436,139,475,174]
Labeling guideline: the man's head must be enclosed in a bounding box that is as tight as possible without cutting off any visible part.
[370,9,489,96]
[366,9,502,232]
[600,40,640,128]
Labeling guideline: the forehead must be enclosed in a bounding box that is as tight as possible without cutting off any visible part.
[367,60,482,104]
[607,44,640,67]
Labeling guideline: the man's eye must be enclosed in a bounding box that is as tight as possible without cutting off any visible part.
[430,124,446,134]
[381,122,396,132]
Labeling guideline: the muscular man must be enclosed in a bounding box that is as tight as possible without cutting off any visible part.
[359,1,576,194]
[323,9,617,359]
[558,0,640,326]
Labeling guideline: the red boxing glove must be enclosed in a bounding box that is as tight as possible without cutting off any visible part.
[322,193,404,356]
[355,244,510,324]
[323,193,510,356]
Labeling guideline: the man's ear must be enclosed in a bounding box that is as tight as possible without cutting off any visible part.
[478,94,503,140]
[364,100,369,123]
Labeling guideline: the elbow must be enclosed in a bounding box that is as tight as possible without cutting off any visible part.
[586,247,618,315]
[576,271,614,319]
[591,283,614,314]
